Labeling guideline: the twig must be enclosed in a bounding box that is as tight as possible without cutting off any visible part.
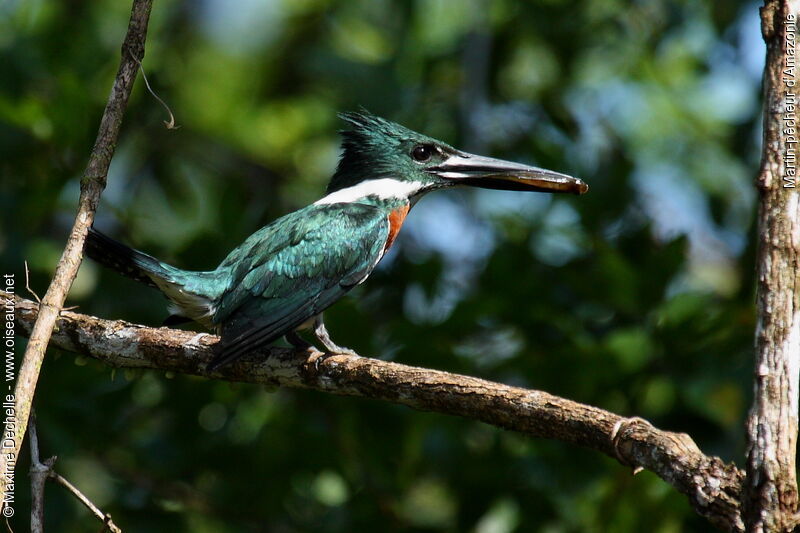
[24,261,41,305]
[0,0,153,506]
[24,263,75,312]
[49,474,121,533]
[28,411,56,533]
[13,296,745,531]
[28,411,122,533]
[130,52,179,130]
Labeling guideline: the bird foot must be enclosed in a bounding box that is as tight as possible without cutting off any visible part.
[312,316,358,358]
[300,340,356,374]
[321,343,358,357]
[311,351,331,373]
[306,345,359,374]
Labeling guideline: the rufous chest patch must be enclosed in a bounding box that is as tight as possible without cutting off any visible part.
[384,204,410,252]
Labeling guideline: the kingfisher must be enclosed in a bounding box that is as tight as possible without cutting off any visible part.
[85,112,588,370]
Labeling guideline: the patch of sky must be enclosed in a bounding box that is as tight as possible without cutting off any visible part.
[403,193,496,268]
[398,193,496,324]
[633,163,730,261]
[736,3,767,81]
[563,4,760,282]
[530,201,588,267]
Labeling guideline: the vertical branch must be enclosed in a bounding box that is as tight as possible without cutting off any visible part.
[745,1,800,531]
[0,0,154,505]
[28,412,55,533]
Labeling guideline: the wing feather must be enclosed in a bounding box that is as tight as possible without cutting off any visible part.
[207,202,390,369]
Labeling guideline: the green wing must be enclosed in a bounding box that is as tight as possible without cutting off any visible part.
[208,202,389,368]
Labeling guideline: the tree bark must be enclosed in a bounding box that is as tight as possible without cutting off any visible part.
[14,296,745,531]
[744,1,800,531]
[0,0,153,507]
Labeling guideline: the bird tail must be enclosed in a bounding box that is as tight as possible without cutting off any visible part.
[84,227,170,289]
[84,227,220,325]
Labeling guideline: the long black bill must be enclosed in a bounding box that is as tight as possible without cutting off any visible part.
[428,152,588,195]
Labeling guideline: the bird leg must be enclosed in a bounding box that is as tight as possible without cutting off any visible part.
[285,331,312,352]
[313,315,357,356]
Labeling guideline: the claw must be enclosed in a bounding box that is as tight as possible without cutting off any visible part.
[313,315,358,356]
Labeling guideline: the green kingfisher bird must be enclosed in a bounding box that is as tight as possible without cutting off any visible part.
[85,111,588,370]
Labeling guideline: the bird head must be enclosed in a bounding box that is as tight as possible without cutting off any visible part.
[326,111,588,198]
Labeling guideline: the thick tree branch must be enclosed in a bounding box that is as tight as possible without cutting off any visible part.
[745,2,800,531]
[0,0,153,505]
[14,296,744,531]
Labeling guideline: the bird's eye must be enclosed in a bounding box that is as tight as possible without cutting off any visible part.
[411,144,436,162]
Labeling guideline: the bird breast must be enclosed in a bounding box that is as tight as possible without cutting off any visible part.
[384,204,410,252]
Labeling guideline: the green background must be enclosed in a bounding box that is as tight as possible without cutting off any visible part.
[1,0,761,531]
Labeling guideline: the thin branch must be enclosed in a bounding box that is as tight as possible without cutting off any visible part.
[0,0,153,505]
[130,52,179,130]
[28,412,55,533]
[49,474,121,533]
[24,261,41,305]
[28,411,123,533]
[13,296,745,531]
[744,1,800,530]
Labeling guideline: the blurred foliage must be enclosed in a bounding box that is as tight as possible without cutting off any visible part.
[1,0,762,531]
